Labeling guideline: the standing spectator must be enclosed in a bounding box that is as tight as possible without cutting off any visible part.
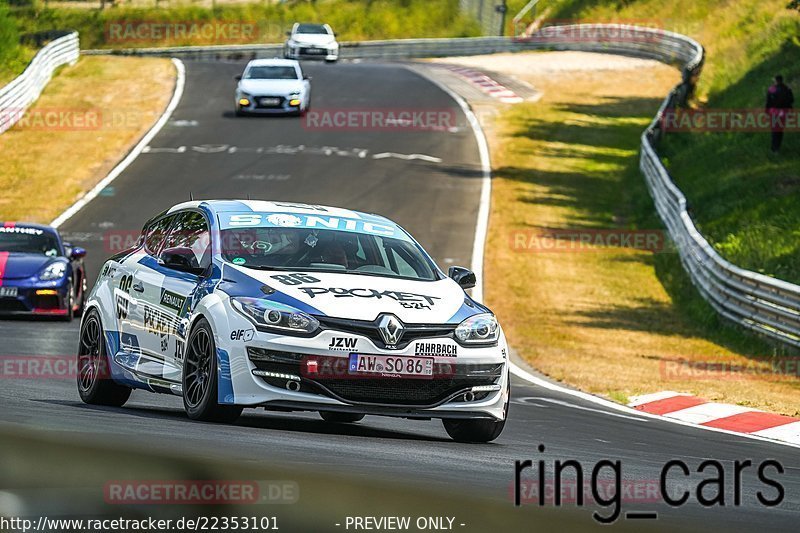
[765,74,794,153]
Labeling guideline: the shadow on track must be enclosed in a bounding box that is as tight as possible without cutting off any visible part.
[37,399,452,443]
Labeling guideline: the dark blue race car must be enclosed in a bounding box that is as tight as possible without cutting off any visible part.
[0,223,87,321]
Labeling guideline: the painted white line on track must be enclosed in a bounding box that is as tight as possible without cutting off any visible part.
[51,59,187,228]
[412,64,800,450]
[372,152,443,163]
[408,67,491,304]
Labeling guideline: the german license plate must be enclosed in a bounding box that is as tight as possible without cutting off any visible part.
[259,97,281,106]
[0,287,18,297]
[348,353,433,379]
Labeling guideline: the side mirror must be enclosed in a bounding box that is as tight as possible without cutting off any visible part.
[160,247,203,275]
[234,74,242,81]
[286,31,292,36]
[448,266,476,290]
[70,246,87,260]
[303,75,311,81]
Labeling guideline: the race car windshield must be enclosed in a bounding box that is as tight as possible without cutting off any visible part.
[296,24,329,34]
[221,227,437,281]
[0,227,60,256]
[245,66,299,80]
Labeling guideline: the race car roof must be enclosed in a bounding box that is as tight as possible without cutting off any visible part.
[167,200,393,225]
[245,58,301,68]
[0,222,58,235]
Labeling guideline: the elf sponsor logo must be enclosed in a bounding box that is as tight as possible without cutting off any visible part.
[230,329,254,342]
[328,337,357,351]
[414,342,458,357]
[160,289,186,312]
[298,287,440,310]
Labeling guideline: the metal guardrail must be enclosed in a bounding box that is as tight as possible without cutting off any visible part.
[84,37,531,61]
[521,24,800,348]
[0,31,80,134]
[78,26,800,347]
[459,0,506,36]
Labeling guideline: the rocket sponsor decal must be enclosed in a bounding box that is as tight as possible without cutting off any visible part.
[298,287,440,310]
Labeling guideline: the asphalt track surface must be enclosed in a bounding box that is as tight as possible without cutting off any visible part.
[0,60,798,531]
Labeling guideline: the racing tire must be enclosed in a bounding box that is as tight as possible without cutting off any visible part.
[60,282,74,322]
[319,411,365,423]
[77,309,132,407]
[442,378,510,443]
[74,276,86,318]
[182,318,243,424]
[442,417,506,443]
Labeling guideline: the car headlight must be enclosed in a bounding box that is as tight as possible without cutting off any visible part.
[454,313,499,345]
[231,297,319,335]
[39,261,67,281]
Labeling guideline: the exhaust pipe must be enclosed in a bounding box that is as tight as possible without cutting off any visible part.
[286,380,301,392]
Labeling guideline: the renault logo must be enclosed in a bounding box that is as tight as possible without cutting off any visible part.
[377,314,404,346]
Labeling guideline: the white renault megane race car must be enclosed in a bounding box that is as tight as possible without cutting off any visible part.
[77,201,510,442]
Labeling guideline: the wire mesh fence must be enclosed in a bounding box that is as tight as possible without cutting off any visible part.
[459,0,507,36]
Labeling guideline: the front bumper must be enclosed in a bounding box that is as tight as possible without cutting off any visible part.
[236,94,304,115]
[285,45,338,61]
[0,278,71,316]
[220,314,510,421]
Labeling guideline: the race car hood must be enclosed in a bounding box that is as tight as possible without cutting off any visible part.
[238,79,305,97]
[290,34,336,46]
[0,252,62,280]
[224,264,478,324]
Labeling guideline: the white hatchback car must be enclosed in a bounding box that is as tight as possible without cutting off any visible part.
[234,58,311,116]
[284,23,339,62]
[76,200,510,442]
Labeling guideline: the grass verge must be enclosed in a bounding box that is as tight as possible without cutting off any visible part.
[0,55,174,223]
[503,1,800,329]
[482,52,800,416]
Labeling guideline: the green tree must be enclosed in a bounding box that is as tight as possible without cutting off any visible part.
[0,2,21,66]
